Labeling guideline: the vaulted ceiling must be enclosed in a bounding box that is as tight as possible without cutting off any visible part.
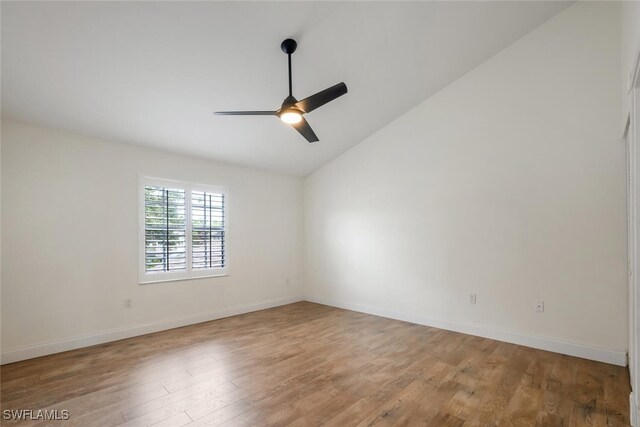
[2,1,572,176]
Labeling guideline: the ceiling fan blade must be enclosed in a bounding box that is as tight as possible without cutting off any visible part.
[214,111,277,115]
[294,82,347,114]
[291,117,319,143]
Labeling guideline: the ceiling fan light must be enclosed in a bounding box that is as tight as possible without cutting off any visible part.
[280,110,302,124]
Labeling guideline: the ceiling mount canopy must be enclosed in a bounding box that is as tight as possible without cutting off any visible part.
[214,38,348,143]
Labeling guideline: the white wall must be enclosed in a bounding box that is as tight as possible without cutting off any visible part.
[304,2,627,365]
[1,120,303,362]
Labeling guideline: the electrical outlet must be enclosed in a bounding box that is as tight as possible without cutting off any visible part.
[125,299,133,309]
[468,293,476,304]
[285,278,290,287]
[535,301,544,313]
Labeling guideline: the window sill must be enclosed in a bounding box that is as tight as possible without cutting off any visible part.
[139,274,229,285]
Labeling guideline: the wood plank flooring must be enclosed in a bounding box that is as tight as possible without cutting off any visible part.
[0,302,631,426]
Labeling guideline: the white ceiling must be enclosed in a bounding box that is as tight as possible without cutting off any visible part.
[1,1,571,176]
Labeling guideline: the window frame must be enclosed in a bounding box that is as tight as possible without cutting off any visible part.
[138,176,228,284]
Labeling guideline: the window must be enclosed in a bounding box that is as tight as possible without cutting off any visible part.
[191,191,225,270]
[139,177,227,283]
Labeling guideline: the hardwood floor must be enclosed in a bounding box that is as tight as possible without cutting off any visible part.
[0,302,631,426]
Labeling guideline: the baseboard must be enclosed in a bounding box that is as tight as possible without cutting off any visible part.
[631,392,638,427]
[0,296,303,365]
[305,296,627,367]
[2,295,626,367]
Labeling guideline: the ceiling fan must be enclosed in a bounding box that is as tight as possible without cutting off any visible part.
[214,39,348,143]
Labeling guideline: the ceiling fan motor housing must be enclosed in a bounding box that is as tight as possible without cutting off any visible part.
[281,95,298,109]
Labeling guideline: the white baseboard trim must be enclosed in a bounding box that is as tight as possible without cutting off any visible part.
[0,296,303,365]
[631,392,638,427]
[2,295,626,367]
[305,296,627,367]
